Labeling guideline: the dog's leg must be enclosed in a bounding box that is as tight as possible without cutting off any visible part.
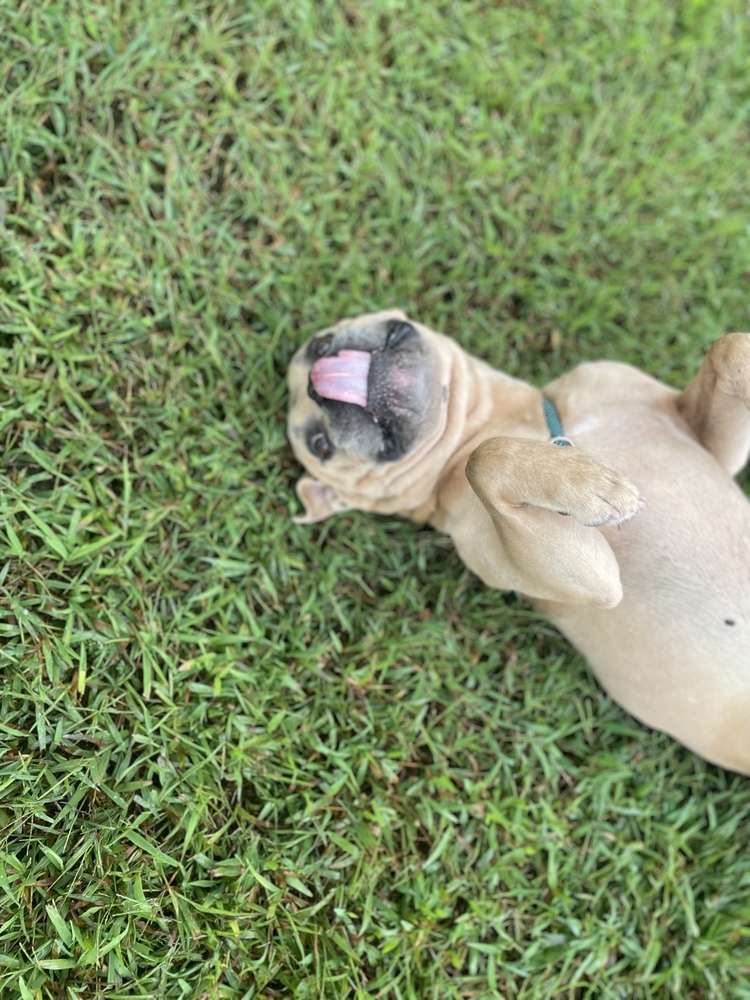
[463,438,643,607]
[676,332,750,475]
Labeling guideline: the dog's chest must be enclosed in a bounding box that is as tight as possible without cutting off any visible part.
[565,413,603,439]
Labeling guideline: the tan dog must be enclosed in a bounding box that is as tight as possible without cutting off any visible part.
[287,310,750,773]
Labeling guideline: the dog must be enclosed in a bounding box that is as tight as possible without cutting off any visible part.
[287,309,750,774]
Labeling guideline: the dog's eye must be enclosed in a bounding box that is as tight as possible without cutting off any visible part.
[309,430,332,459]
[310,335,333,359]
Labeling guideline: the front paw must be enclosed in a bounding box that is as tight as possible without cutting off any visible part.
[555,453,644,527]
[465,436,645,529]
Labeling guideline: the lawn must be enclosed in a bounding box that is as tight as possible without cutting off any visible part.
[1,0,750,997]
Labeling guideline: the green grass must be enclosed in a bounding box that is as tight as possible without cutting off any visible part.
[1,0,750,996]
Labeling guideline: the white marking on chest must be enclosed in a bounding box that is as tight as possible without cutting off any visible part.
[568,414,603,437]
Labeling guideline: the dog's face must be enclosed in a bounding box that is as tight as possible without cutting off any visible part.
[287,309,452,522]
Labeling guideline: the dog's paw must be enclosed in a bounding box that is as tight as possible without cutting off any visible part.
[466,437,645,529]
[715,332,750,408]
[555,456,644,527]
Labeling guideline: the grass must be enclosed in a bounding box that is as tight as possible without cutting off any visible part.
[1,0,750,996]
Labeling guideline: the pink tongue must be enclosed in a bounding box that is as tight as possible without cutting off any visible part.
[310,349,371,407]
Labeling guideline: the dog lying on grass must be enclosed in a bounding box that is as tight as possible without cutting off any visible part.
[287,310,750,774]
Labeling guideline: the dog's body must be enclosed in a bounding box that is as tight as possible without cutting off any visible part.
[287,310,750,773]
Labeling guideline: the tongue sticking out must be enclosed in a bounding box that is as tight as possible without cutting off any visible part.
[310,349,371,408]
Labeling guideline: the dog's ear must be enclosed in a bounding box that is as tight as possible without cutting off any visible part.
[293,475,354,524]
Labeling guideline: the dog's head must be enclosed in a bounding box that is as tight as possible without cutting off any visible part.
[287,309,453,522]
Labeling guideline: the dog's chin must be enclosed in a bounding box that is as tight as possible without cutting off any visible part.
[324,402,421,465]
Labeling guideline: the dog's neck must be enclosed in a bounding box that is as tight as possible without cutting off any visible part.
[401,345,542,525]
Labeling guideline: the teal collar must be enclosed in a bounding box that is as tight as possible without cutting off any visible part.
[542,394,573,447]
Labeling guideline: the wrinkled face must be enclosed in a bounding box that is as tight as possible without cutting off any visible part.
[287,309,448,521]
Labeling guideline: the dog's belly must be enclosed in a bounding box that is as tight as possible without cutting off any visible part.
[540,413,750,772]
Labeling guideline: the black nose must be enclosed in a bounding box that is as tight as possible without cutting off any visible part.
[384,319,415,350]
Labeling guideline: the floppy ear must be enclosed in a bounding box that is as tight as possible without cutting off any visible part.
[293,475,354,524]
